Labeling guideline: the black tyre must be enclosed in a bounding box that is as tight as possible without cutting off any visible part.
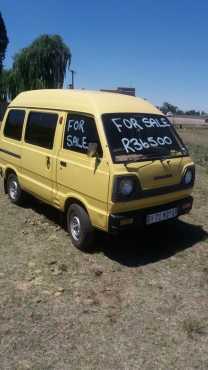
[67,204,94,251]
[7,173,25,205]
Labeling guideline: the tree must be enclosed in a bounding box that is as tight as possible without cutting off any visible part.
[160,102,178,114]
[185,110,200,116]
[159,102,204,117]
[0,69,9,100]
[12,34,71,94]
[0,12,9,75]
[0,69,20,101]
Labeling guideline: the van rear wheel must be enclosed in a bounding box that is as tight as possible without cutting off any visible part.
[7,173,24,205]
[67,204,94,251]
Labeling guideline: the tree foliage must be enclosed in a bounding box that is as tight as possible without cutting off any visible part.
[159,102,206,116]
[12,34,71,94]
[160,102,178,114]
[0,69,20,101]
[0,12,9,75]
[0,69,9,100]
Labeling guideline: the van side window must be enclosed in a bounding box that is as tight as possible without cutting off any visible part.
[25,112,58,149]
[4,110,25,141]
[63,114,102,155]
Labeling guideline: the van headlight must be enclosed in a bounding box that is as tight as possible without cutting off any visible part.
[182,166,195,186]
[119,178,134,196]
[112,176,140,202]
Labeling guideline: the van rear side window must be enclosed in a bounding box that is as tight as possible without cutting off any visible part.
[4,109,25,141]
[25,112,58,149]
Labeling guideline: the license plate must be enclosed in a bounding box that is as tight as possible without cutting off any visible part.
[146,207,178,225]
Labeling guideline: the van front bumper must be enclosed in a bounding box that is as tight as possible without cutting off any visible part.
[108,196,193,232]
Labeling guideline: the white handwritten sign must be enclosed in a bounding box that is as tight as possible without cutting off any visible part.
[110,116,173,153]
[65,119,88,150]
[64,115,100,153]
[121,136,173,153]
[112,116,170,133]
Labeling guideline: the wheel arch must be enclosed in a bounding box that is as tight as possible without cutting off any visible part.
[4,167,17,194]
[64,197,89,216]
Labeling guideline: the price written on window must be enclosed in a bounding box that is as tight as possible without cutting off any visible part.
[111,116,173,153]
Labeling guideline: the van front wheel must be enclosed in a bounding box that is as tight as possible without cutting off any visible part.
[7,174,24,205]
[67,204,94,251]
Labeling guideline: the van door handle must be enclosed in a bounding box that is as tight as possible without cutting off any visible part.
[46,156,51,169]
[60,161,67,167]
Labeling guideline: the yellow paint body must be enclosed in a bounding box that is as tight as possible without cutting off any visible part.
[0,90,194,232]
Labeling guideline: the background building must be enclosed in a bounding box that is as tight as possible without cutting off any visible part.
[100,86,136,96]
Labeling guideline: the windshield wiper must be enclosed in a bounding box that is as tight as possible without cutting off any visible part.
[169,148,187,156]
[142,147,171,158]
[115,147,187,164]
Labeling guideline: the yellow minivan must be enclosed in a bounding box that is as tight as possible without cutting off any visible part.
[0,90,195,250]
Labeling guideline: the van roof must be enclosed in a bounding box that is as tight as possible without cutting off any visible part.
[9,89,161,115]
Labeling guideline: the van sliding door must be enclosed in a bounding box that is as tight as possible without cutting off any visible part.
[21,111,59,202]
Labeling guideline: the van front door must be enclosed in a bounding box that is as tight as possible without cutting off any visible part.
[56,113,110,230]
[21,111,59,202]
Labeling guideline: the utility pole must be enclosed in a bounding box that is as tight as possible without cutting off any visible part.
[69,69,76,89]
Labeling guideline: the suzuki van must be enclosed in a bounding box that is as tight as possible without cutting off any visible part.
[0,90,195,250]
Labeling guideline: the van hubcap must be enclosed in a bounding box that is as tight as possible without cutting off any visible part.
[70,215,81,241]
[9,180,18,200]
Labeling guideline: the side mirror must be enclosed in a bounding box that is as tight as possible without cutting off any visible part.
[87,142,98,157]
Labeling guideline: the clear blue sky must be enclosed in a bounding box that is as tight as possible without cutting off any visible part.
[1,0,208,111]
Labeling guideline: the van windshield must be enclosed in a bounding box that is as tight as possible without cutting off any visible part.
[102,113,188,163]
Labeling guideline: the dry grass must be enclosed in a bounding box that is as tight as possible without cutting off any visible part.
[183,317,208,339]
[178,128,208,168]
[0,128,207,369]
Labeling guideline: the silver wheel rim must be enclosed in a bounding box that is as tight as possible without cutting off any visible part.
[70,215,81,241]
[9,180,18,200]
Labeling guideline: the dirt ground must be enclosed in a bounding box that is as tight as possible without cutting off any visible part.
[0,129,208,370]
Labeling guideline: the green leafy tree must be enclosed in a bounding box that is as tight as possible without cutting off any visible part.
[0,12,9,75]
[0,69,20,101]
[12,34,71,95]
[0,69,9,100]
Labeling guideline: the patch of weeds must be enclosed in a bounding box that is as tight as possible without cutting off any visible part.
[203,267,208,274]
[187,143,208,168]
[200,267,208,287]
[183,317,208,339]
